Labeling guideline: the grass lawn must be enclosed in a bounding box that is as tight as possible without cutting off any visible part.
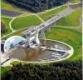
[56,9,81,26]
[46,27,82,61]
[11,15,42,30]
[1,0,15,10]
[1,17,12,37]
[70,0,80,3]
[1,0,23,12]
[1,66,11,77]
[39,5,67,21]
[1,27,27,40]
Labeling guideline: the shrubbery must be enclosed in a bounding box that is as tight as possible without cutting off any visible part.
[6,0,68,12]
[2,61,82,80]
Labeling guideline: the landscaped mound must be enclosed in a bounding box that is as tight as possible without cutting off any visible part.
[11,15,42,30]
[6,0,68,12]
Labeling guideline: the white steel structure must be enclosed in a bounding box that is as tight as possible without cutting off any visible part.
[4,36,26,52]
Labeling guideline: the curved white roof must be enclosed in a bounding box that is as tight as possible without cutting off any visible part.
[4,36,26,52]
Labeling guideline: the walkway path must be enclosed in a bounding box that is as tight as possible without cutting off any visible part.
[1,9,22,17]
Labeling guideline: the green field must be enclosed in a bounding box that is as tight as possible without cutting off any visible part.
[1,26,27,40]
[1,15,42,40]
[11,15,42,30]
[46,8,82,61]
[46,27,82,61]
[70,0,80,3]
[1,17,12,37]
[1,0,15,10]
[1,0,23,12]
[39,5,67,21]
[56,9,81,26]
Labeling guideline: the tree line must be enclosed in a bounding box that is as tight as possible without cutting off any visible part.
[6,0,68,12]
[1,61,82,80]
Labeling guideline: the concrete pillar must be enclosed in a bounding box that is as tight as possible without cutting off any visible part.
[47,27,51,32]
[39,31,46,39]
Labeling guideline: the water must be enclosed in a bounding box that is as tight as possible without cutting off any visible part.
[2,39,72,62]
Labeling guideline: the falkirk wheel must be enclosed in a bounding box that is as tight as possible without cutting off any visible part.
[4,30,43,52]
[22,29,46,48]
[2,29,73,64]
